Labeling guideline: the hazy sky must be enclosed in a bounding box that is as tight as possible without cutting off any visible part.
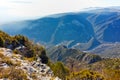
[0,0,120,23]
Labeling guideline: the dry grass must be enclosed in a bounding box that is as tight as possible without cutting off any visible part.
[23,57,36,62]
[0,49,4,52]
[0,53,14,66]
[0,67,28,80]
[30,73,37,79]
[0,52,4,58]
[0,52,21,66]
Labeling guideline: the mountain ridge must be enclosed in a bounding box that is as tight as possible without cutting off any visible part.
[1,7,120,57]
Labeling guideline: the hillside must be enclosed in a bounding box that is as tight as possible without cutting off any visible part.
[0,30,49,63]
[47,45,102,70]
[47,45,120,80]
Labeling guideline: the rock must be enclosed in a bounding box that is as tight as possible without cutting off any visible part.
[15,45,25,50]
[0,48,61,80]
[37,57,41,62]
[0,78,9,80]
[0,63,9,68]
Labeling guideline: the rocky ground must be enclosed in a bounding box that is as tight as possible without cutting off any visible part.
[0,48,61,80]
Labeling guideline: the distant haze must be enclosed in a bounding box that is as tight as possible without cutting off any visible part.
[0,0,120,24]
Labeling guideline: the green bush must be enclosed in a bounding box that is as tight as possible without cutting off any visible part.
[50,62,70,80]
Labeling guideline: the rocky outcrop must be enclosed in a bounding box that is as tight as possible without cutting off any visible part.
[0,48,61,80]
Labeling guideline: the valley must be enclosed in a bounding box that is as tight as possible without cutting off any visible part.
[0,7,120,80]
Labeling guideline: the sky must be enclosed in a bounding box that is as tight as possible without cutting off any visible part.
[0,0,120,24]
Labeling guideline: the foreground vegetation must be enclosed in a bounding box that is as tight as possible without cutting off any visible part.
[48,58,120,80]
[0,67,28,80]
[0,30,48,63]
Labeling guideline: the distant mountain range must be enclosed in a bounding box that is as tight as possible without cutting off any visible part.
[1,7,120,57]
